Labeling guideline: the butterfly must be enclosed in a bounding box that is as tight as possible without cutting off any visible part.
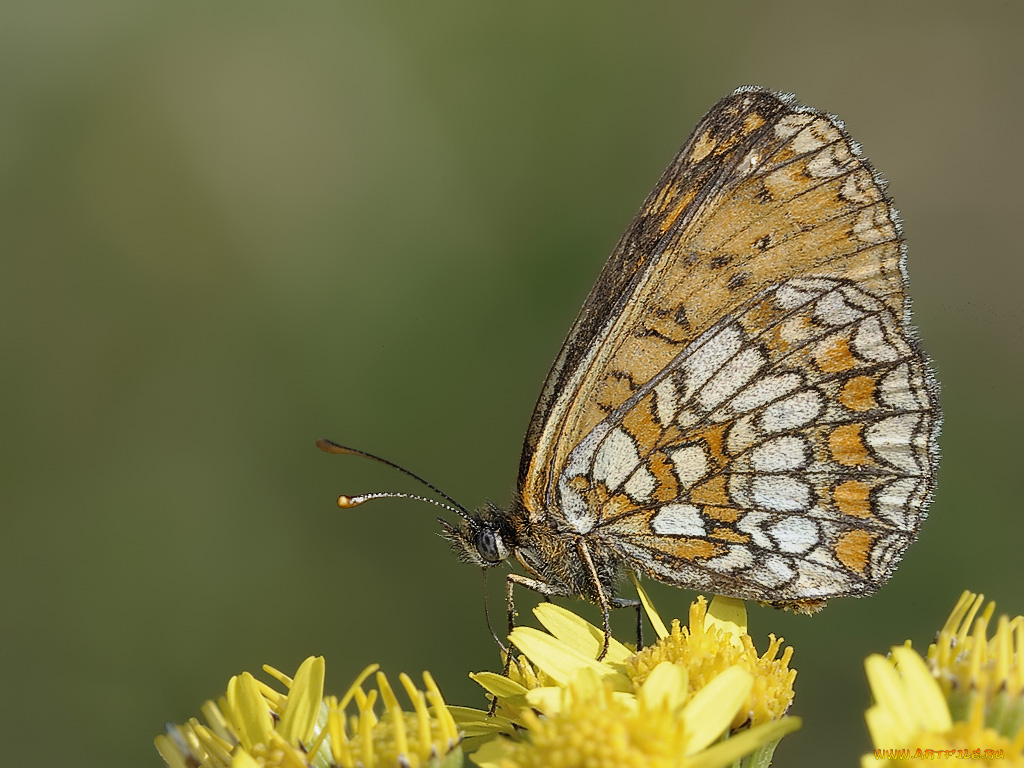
[321,86,940,657]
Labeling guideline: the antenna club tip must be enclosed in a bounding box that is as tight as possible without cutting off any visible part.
[337,495,361,508]
[316,438,343,454]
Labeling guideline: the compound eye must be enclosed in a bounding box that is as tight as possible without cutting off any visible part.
[475,527,505,563]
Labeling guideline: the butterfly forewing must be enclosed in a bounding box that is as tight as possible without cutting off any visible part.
[518,89,799,509]
[517,87,938,605]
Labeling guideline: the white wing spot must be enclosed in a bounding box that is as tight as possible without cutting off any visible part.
[675,407,700,428]
[751,435,807,472]
[778,315,819,345]
[874,478,922,529]
[752,555,794,587]
[624,464,656,503]
[699,346,766,410]
[593,428,640,492]
[669,444,711,489]
[682,324,743,399]
[853,317,899,362]
[737,511,773,549]
[840,170,881,205]
[770,517,819,554]
[763,554,796,585]
[790,125,828,154]
[729,372,803,413]
[814,290,864,326]
[654,377,680,425]
[806,145,848,178]
[705,545,755,573]
[752,475,812,512]
[866,414,923,473]
[726,415,759,455]
[774,112,815,140]
[760,390,823,432]
[853,206,894,244]
[775,283,818,310]
[738,150,761,176]
[651,504,706,536]
[794,561,855,596]
[879,364,922,410]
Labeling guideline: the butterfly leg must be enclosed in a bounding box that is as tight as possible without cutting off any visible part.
[574,538,613,661]
[610,596,643,650]
[488,573,572,716]
[504,572,571,638]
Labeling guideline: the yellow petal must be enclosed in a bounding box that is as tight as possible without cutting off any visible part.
[226,672,274,749]
[863,653,916,741]
[707,595,747,647]
[154,733,190,768]
[508,627,630,690]
[864,704,901,748]
[637,661,688,712]
[336,663,379,711]
[532,603,632,663]
[188,722,233,766]
[524,670,636,716]
[468,672,528,698]
[681,666,754,754]
[278,656,325,745]
[376,672,409,759]
[889,646,952,733]
[448,706,516,737]
[630,573,669,639]
[686,716,802,768]
[524,686,563,715]
[230,749,263,768]
[470,734,516,768]
[940,591,978,637]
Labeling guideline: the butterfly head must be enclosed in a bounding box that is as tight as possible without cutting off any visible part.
[438,503,514,568]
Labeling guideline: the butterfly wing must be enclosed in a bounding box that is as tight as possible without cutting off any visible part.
[517,87,938,602]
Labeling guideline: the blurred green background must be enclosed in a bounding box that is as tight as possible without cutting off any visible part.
[2,2,1022,765]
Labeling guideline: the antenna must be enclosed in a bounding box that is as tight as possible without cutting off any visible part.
[335,491,468,519]
[315,438,473,521]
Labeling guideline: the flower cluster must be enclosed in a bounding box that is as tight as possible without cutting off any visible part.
[156,656,461,768]
[157,591,799,768]
[158,587,1024,767]
[863,591,1024,767]
[458,587,800,768]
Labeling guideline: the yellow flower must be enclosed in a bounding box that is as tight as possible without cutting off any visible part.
[471,662,799,768]
[155,656,462,768]
[462,587,799,767]
[862,591,1024,767]
[456,602,634,740]
[927,591,1024,735]
[469,585,795,733]
[628,593,796,730]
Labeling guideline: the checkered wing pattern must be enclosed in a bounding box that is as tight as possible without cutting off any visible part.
[518,87,938,603]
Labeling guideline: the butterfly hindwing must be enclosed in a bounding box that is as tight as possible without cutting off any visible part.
[570,278,934,601]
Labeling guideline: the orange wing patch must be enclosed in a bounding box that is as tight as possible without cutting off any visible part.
[834,529,877,577]
[829,424,871,467]
[815,336,860,373]
[833,480,874,519]
[839,376,880,412]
